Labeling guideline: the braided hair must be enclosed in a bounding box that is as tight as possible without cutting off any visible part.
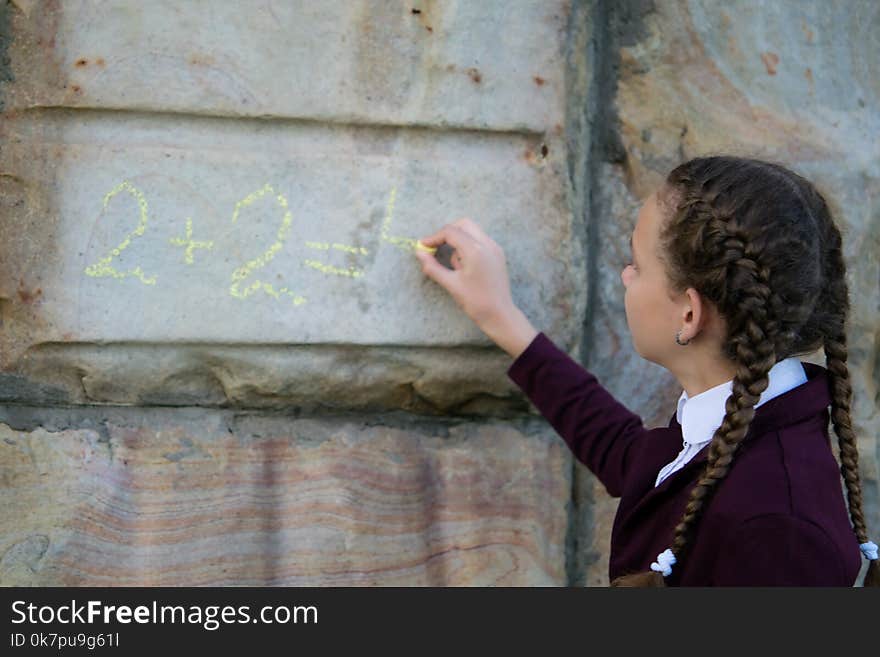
[610,156,879,587]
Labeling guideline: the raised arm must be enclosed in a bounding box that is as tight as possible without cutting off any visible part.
[414,220,649,495]
[506,332,648,497]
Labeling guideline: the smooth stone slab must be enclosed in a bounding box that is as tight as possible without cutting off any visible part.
[3,0,567,132]
[0,112,577,347]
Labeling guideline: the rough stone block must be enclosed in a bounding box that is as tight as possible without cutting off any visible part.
[0,408,571,585]
[576,0,880,584]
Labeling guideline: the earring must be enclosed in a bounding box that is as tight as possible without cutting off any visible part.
[675,330,691,346]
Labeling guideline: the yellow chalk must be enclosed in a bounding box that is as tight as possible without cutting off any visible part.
[85,180,157,285]
[415,240,437,254]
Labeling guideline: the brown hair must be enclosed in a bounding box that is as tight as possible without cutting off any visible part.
[610,155,879,587]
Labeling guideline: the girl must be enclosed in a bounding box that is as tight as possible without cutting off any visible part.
[414,155,879,587]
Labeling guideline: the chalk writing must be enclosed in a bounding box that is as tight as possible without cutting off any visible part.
[303,233,369,278]
[169,218,214,264]
[304,241,368,255]
[303,260,364,277]
[82,182,428,305]
[229,183,306,305]
[380,187,421,252]
[84,181,158,285]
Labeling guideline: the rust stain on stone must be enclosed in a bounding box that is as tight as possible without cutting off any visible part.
[466,67,481,84]
[533,75,545,86]
[17,282,43,305]
[760,51,779,75]
[523,142,549,166]
[410,3,435,33]
[801,21,814,44]
[727,35,741,58]
[74,57,87,67]
[189,54,214,66]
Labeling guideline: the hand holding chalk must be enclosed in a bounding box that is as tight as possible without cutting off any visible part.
[415,219,506,328]
[414,219,538,357]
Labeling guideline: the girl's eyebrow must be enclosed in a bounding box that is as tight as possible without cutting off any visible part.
[629,234,638,263]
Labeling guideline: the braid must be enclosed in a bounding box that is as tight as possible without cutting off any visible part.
[817,209,880,586]
[669,302,777,559]
[825,332,868,541]
[670,190,779,553]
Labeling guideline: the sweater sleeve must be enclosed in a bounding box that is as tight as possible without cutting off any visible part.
[506,331,649,497]
[711,514,847,586]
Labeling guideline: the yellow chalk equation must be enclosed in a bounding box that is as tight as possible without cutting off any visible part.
[84,182,431,305]
[303,236,369,279]
[169,218,214,264]
[304,241,368,255]
[303,260,364,278]
[380,187,422,252]
[301,185,426,277]
[230,183,306,305]
[84,181,157,285]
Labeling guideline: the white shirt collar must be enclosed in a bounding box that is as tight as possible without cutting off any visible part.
[675,357,808,446]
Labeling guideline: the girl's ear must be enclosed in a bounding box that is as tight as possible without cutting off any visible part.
[679,287,703,338]
[682,287,726,343]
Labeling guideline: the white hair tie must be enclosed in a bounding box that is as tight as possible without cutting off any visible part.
[650,548,676,577]
[860,540,878,561]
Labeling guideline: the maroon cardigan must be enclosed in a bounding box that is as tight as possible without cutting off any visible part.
[507,332,862,586]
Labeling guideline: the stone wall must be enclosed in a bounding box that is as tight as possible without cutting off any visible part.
[0,0,876,586]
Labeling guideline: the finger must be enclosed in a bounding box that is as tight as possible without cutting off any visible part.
[415,248,459,292]
[417,224,477,254]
